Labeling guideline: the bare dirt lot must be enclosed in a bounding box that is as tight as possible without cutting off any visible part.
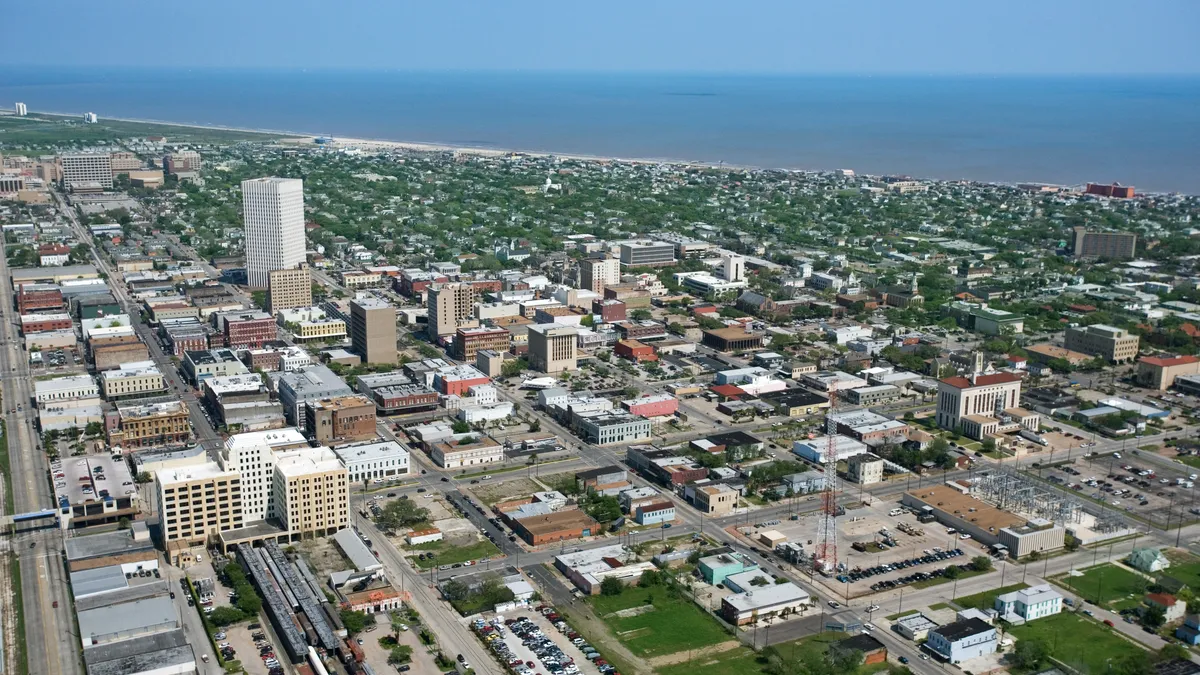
[470,477,544,506]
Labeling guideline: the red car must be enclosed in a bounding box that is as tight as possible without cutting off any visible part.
[1104,619,1115,627]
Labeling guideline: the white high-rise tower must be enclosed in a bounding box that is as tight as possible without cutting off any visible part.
[242,177,305,288]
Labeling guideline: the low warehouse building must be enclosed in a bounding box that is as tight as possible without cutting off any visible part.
[901,485,1064,559]
[720,582,811,625]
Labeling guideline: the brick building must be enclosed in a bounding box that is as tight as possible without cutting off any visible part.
[17,284,64,314]
[614,339,657,362]
[21,313,72,334]
[453,326,511,362]
[305,395,378,445]
[218,311,276,349]
[592,298,627,323]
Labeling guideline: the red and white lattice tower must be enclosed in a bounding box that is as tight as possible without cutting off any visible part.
[814,389,840,575]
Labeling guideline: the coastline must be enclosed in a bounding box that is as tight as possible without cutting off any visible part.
[25,110,861,177]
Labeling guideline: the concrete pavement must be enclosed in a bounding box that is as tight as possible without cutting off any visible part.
[0,234,80,675]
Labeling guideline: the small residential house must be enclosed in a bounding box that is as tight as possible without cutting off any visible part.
[1147,593,1187,623]
[1128,548,1170,573]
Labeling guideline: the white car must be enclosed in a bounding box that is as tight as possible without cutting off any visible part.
[960,533,972,540]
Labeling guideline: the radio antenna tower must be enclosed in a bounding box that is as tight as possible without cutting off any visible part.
[814,389,840,575]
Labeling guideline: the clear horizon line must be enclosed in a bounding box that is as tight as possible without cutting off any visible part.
[2,64,1200,78]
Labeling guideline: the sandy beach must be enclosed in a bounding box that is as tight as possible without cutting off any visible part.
[33,110,740,171]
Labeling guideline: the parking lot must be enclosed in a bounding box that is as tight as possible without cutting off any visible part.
[474,608,606,675]
[1041,451,1200,523]
[737,500,983,598]
[217,621,283,675]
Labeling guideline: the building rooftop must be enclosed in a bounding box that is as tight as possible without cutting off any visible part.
[77,593,176,646]
[723,582,809,612]
[157,462,238,485]
[274,446,345,478]
[204,374,265,396]
[940,372,1023,390]
[224,427,308,452]
[332,528,383,572]
[116,400,187,420]
[932,617,994,642]
[997,583,1062,607]
[35,374,97,396]
[905,485,1024,534]
[65,528,154,562]
[70,565,130,598]
[895,612,939,632]
[307,394,374,411]
[332,440,409,465]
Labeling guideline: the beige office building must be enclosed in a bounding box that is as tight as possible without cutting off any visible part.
[109,151,141,174]
[528,324,578,374]
[427,282,476,337]
[1064,324,1139,364]
[268,266,313,312]
[580,257,621,294]
[60,152,113,190]
[99,360,167,400]
[158,463,244,552]
[847,453,884,486]
[242,177,305,288]
[272,447,349,538]
[695,484,737,516]
[350,298,396,364]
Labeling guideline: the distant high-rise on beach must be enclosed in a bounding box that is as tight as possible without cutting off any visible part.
[242,177,305,288]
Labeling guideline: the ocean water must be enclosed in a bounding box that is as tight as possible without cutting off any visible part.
[1,68,1198,192]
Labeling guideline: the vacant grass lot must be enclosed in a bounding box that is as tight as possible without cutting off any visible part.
[769,633,890,675]
[656,647,763,675]
[589,585,730,658]
[1162,551,1200,590]
[407,539,500,569]
[1051,564,1149,608]
[1008,612,1145,675]
[953,583,1029,610]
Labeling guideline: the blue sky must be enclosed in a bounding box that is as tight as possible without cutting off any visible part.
[8,0,1199,74]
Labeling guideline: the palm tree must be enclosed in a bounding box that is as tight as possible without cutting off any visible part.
[391,614,405,640]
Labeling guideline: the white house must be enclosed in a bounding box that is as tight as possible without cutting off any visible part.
[993,584,1062,624]
[406,528,443,545]
[926,618,997,663]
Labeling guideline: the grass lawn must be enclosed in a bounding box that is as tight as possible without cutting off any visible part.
[1051,564,1150,608]
[768,632,889,675]
[1159,551,1200,592]
[656,647,763,675]
[589,585,730,658]
[1008,612,1146,675]
[408,539,501,569]
[928,602,949,611]
[1177,455,1200,470]
[953,583,1028,611]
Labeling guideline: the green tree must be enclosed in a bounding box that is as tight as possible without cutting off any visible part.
[208,606,246,626]
[375,499,431,532]
[442,579,469,602]
[942,565,961,580]
[630,308,653,321]
[135,471,152,484]
[1144,604,1166,628]
[340,609,371,634]
[451,419,471,434]
[236,592,262,615]
[600,576,623,596]
[388,645,414,665]
[969,556,993,572]
[1009,636,1049,670]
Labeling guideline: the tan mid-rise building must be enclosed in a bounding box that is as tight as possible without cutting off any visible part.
[108,400,192,449]
[694,483,737,516]
[268,266,313,312]
[1064,324,1140,364]
[1136,355,1200,391]
[99,360,168,400]
[350,297,396,364]
[272,447,349,538]
[427,282,476,337]
[158,463,244,552]
[579,257,621,294]
[527,324,578,374]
